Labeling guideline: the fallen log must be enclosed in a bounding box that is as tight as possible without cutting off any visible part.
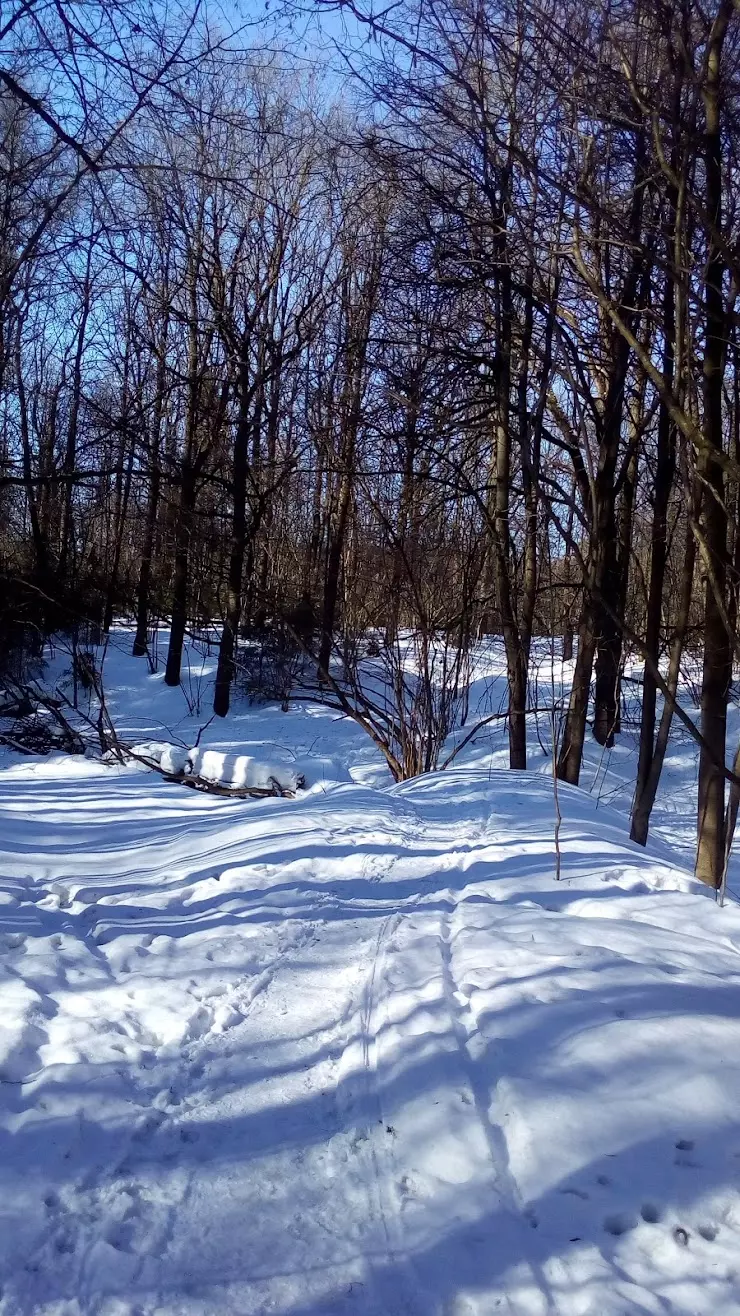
[161,770,295,799]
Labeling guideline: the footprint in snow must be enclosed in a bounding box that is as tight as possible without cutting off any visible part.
[131,1109,167,1142]
[106,1219,137,1253]
[674,1137,700,1168]
[185,1005,212,1040]
[53,1228,76,1255]
[640,1202,662,1224]
[154,1085,183,1109]
[603,1212,637,1237]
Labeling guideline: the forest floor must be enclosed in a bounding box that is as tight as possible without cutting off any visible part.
[2,632,740,1315]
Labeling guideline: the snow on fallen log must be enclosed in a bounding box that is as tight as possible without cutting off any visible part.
[127,741,303,796]
[188,747,302,794]
[160,745,191,776]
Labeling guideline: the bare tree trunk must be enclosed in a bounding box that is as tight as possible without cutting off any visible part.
[165,462,196,687]
[132,434,162,657]
[318,256,379,678]
[386,378,419,646]
[631,500,697,845]
[102,434,135,634]
[164,274,202,688]
[214,355,257,717]
[633,291,677,838]
[695,2,733,888]
[319,465,353,678]
[59,239,93,583]
[558,612,597,784]
[490,212,527,770]
[16,317,49,582]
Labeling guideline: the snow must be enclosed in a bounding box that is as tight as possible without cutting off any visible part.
[1,630,740,1314]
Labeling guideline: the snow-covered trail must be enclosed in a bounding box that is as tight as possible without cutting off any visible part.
[3,759,740,1315]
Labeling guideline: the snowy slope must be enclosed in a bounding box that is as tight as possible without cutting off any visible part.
[2,636,740,1314]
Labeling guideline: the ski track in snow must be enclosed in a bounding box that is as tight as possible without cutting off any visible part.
[4,647,740,1312]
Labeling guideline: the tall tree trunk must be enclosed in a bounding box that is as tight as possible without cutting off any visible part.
[164,461,196,687]
[16,320,48,582]
[518,263,537,661]
[133,331,167,657]
[318,465,353,679]
[213,356,256,718]
[102,434,135,634]
[611,386,644,736]
[59,246,92,583]
[386,380,419,647]
[562,129,647,774]
[632,280,677,840]
[695,2,733,888]
[592,305,649,746]
[558,610,597,784]
[317,260,378,679]
[164,281,202,688]
[490,214,528,770]
[562,484,577,662]
[631,485,697,845]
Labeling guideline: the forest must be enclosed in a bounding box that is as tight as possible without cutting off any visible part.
[2,0,740,888]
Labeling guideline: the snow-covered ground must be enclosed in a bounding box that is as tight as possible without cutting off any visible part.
[2,631,740,1315]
